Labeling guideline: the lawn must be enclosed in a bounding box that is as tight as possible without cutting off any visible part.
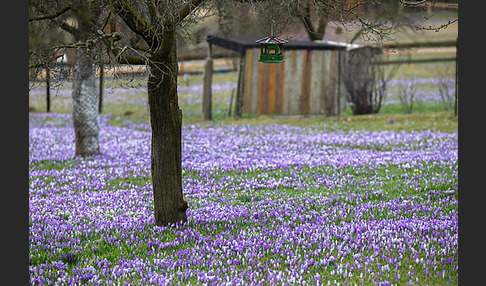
[29,108,457,285]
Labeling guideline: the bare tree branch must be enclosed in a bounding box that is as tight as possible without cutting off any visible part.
[172,0,207,26]
[29,5,72,22]
[399,0,429,6]
[51,18,80,35]
[113,0,162,49]
[301,3,316,36]
[415,18,458,32]
[398,0,458,33]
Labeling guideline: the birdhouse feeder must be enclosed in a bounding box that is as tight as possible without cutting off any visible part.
[256,36,288,63]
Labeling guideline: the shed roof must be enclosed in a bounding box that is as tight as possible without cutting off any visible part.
[207,35,348,54]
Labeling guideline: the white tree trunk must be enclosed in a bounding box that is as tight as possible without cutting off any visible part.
[72,46,100,156]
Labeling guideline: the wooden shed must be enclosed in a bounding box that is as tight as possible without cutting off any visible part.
[206,35,352,117]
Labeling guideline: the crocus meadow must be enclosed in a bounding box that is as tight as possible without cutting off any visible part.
[29,113,457,285]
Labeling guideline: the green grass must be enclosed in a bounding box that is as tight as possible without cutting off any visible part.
[204,161,454,285]
[30,153,457,284]
[217,111,457,133]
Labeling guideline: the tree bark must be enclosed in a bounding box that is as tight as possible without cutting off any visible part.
[68,1,102,157]
[147,30,188,226]
[72,45,100,156]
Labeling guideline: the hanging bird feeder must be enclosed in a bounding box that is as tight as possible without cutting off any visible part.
[256,36,288,63]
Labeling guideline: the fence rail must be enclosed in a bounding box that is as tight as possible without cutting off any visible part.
[376,39,458,116]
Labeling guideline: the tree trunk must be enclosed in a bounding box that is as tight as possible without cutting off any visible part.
[72,45,100,156]
[147,31,188,226]
[302,7,328,41]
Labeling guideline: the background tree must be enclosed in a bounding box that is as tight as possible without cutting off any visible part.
[29,0,121,156]
[341,46,397,115]
[289,0,336,41]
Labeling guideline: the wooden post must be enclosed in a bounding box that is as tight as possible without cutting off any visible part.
[99,63,103,114]
[337,51,341,120]
[454,37,458,117]
[46,67,51,113]
[337,50,347,120]
[228,87,235,118]
[202,44,213,120]
[234,53,246,119]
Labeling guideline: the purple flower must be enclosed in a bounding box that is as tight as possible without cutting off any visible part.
[29,113,458,285]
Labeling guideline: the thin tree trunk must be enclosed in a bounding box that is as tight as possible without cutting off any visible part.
[302,6,328,41]
[72,45,100,156]
[147,30,188,226]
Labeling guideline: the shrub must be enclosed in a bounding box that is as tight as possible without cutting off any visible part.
[341,47,396,115]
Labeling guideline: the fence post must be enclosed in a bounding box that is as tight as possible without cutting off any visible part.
[234,53,245,119]
[46,67,51,113]
[454,37,458,117]
[202,44,213,120]
[228,87,235,118]
[337,50,342,121]
[99,63,103,114]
